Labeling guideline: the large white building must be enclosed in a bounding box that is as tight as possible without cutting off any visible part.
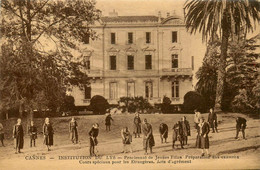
[71,11,194,107]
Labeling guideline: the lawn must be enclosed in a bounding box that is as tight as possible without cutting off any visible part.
[0,113,259,170]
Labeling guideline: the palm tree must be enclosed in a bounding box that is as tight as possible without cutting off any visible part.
[184,0,259,111]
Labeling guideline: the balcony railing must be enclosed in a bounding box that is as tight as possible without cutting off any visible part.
[84,68,192,78]
[160,68,192,76]
[85,70,103,78]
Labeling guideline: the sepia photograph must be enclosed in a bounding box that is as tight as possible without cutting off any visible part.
[0,0,259,169]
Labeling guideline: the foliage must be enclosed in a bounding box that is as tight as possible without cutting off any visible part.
[60,95,76,112]
[196,34,259,113]
[118,96,152,113]
[0,0,101,118]
[90,95,109,115]
[184,0,259,111]
[161,96,171,113]
[183,91,207,113]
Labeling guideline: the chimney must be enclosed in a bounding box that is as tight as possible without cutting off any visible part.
[166,12,170,17]
[109,9,118,17]
[158,11,161,22]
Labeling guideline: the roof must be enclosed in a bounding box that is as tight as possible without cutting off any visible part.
[101,16,161,23]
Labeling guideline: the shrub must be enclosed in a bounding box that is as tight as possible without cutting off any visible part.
[183,91,207,113]
[90,95,109,114]
[161,96,171,113]
[118,96,152,113]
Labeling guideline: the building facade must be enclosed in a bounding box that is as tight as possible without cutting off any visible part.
[71,11,194,106]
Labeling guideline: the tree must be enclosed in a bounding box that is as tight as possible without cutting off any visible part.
[184,0,259,112]
[196,34,259,112]
[0,0,101,119]
[196,38,220,108]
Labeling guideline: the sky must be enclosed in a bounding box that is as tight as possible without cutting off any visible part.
[96,0,207,86]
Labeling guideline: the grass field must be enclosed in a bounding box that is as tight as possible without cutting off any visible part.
[0,113,259,170]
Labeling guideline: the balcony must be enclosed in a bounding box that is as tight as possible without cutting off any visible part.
[85,70,103,78]
[160,68,192,77]
[104,69,159,78]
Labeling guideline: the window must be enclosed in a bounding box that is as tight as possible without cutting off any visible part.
[127,82,135,97]
[109,82,117,99]
[145,55,152,70]
[127,55,134,70]
[172,31,177,43]
[110,55,116,70]
[172,54,178,69]
[145,82,153,98]
[111,33,116,44]
[83,33,90,44]
[84,56,90,69]
[128,32,133,44]
[84,84,91,99]
[172,81,179,98]
[146,32,151,43]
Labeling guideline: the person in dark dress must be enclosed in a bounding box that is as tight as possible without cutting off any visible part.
[133,113,141,138]
[0,122,5,147]
[181,116,190,145]
[89,123,99,156]
[13,118,24,153]
[208,108,218,133]
[121,127,133,153]
[194,109,201,129]
[172,121,184,149]
[235,117,247,140]
[159,123,168,143]
[196,117,210,157]
[43,117,54,151]
[28,121,37,147]
[69,117,78,144]
[105,113,113,131]
[142,119,155,154]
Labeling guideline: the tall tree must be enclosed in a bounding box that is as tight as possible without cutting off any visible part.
[0,0,101,119]
[184,0,259,112]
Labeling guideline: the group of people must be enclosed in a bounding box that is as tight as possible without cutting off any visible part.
[11,117,54,153]
[0,108,248,156]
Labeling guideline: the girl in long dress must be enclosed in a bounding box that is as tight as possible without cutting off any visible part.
[69,117,78,144]
[13,118,24,153]
[196,117,210,156]
[43,117,54,151]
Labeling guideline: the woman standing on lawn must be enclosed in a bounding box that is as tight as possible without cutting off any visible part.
[43,117,54,151]
[172,121,184,149]
[28,120,37,147]
[69,117,78,144]
[89,123,99,156]
[196,117,210,157]
[142,119,155,155]
[133,113,141,138]
[105,113,113,131]
[13,118,24,153]
[194,109,201,129]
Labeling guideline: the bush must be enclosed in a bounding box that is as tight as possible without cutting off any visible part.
[161,96,171,113]
[90,95,109,114]
[183,91,207,113]
[118,96,152,113]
